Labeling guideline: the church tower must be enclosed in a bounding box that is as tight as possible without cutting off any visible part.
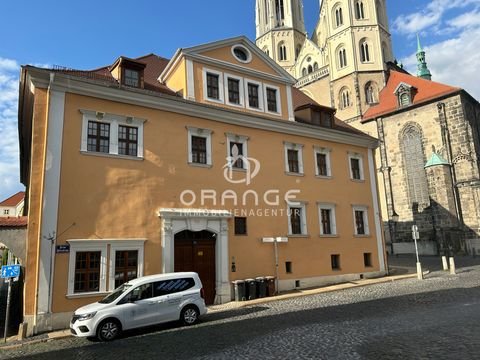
[416,35,432,80]
[255,0,307,75]
[300,0,394,124]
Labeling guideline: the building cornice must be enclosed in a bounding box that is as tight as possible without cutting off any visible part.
[26,68,378,149]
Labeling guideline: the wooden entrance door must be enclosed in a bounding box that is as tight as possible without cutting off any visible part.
[174,230,216,305]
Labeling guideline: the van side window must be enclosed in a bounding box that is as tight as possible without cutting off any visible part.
[128,283,154,301]
[154,278,195,297]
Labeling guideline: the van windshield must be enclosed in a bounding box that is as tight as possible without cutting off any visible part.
[98,284,132,304]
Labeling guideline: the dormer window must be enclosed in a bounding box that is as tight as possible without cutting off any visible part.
[394,82,415,108]
[124,69,139,87]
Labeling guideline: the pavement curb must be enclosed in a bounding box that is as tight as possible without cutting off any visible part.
[0,273,417,349]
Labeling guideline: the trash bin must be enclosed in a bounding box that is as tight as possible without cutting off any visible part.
[265,276,276,296]
[232,280,246,301]
[255,277,267,298]
[245,278,257,300]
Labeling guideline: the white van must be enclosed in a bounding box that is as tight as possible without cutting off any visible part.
[70,272,207,341]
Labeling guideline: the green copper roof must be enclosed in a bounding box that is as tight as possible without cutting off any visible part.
[425,153,450,168]
[416,34,432,80]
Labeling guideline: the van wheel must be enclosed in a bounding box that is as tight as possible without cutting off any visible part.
[97,318,122,341]
[180,305,199,325]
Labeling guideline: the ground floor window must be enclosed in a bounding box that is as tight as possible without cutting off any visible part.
[74,251,101,293]
[114,250,139,288]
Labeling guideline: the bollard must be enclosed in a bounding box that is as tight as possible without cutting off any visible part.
[449,257,456,275]
[442,256,449,271]
[416,262,424,280]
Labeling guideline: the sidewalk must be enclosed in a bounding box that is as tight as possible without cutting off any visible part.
[0,273,416,350]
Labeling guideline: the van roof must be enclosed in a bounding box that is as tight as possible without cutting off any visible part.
[125,272,199,286]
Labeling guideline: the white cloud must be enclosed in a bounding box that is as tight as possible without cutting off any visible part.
[402,26,480,100]
[0,57,24,202]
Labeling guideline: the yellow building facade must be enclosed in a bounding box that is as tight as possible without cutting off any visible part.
[18,36,386,335]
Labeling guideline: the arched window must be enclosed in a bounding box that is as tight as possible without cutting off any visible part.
[308,65,313,74]
[313,62,319,70]
[355,1,365,19]
[338,47,347,68]
[365,82,377,104]
[340,87,351,109]
[335,7,343,27]
[276,0,285,24]
[302,68,307,77]
[360,41,370,62]
[278,43,287,61]
[401,126,429,206]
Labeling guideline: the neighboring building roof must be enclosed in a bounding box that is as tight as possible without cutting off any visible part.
[363,70,461,121]
[0,216,28,227]
[0,192,25,207]
[425,153,450,168]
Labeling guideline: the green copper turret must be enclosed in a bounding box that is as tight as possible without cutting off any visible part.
[416,34,432,80]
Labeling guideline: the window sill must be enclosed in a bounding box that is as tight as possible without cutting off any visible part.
[234,233,248,236]
[265,111,282,117]
[188,162,213,169]
[315,175,333,180]
[350,178,365,183]
[288,234,310,238]
[226,101,245,109]
[354,234,371,238]
[331,268,342,271]
[204,97,224,104]
[318,234,339,238]
[285,172,305,177]
[80,151,143,161]
[66,291,109,299]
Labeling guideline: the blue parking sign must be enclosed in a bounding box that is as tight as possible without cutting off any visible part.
[1,265,21,278]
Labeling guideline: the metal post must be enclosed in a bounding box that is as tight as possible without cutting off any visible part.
[412,225,423,280]
[273,239,279,295]
[3,279,12,343]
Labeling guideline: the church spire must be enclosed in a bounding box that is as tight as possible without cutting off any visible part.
[416,34,432,81]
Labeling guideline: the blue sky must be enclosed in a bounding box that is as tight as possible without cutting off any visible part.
[1,0,480,201]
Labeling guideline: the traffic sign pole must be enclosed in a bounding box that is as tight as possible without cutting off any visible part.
[412,225,423,280]
[3,279,12,343]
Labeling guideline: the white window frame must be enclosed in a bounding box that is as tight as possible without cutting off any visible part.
[226,133,249,170]
[224,73,245,108]
[202,68,224,104]
[314,147,332,177]
[264,84,282,116]
[318,203,337,236]
[287,202,308,236]
[80,110,145,159]
[284,142,304,175]
[108,240,146,291]
[244,78,264,112]
[67,240,108,297]
[187,126,213,166]
[348,152,365,181]
[352,205,370,236]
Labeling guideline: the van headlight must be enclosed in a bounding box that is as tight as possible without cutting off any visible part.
[78,312,97,321]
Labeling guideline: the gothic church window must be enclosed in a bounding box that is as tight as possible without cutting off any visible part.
[338,48,347,69]
[308,65,313,74]
[314,62,319,71]
[278,43,287,61]
[360,41,371,62]
[276,0,285,24]
[340,88,351,109]
[365,82,377,104]
[401,126,430,206]
[302,68,307,77]
[334,6,343,27]
[355,1,365,19]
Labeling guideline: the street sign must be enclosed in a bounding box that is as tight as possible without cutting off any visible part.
[1,265,21,279]
[412,225,420,240]
[56,245,70,253]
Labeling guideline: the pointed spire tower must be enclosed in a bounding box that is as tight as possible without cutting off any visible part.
[416,34,432,80]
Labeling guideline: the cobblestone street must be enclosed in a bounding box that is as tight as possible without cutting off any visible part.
[2,258,480,359]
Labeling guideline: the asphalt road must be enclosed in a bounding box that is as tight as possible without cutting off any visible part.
[2,261,480,360]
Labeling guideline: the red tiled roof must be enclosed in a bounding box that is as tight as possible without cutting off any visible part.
[363,70,460,121]
[0,192,25,207]
[0,216,27,227]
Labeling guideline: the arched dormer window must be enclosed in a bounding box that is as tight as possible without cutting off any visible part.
[360,40,371,62]
[365,81,378,104]
[394,82,415,108]
[355,1,365,19]
[334,6,343,27]
[308,65,313,74]
[338,47,347,69]
[340,87,351,109]
[278,43,287,61]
